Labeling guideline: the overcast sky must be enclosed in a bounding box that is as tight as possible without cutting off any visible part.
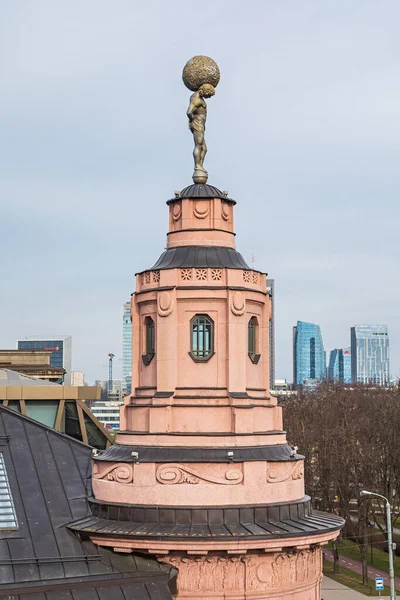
[1,1,399,384]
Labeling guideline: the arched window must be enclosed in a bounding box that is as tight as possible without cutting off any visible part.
[142,316,155,365]
[190,314,214,362]
[248,316,261,364]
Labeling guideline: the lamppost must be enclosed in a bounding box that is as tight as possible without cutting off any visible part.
[360,490,396,600]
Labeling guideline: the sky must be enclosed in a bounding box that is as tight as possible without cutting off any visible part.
[1,0,399,384]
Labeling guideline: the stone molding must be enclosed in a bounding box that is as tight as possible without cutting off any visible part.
[230,291,245,316]
[159,547,321,596]
[158,291,173,317]
[267,461,304,483]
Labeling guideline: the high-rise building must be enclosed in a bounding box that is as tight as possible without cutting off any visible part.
[351,325,390,386]
[17,336,72,384]
[293,321,326,385]
[328,348,351,383]
[266,279,275,390]
[122,302,132,394]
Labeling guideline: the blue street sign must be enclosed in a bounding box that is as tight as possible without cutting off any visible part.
[375,577,384,591]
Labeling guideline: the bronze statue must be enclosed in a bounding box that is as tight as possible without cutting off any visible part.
[182,56,220,184]
[187,84,215,183]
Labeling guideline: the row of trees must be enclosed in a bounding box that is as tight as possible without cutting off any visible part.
[283,382,400,584]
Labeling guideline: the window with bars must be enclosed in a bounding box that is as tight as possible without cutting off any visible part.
[0,452,18,530]
[248,316,261,364]
[190,314,214,362]
[142,317,155,365]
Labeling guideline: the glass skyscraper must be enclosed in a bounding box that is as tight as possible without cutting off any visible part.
[17,336,72,384]
[122,302,132,394]
[293,321,326,386]
[328,348,351,383]
[351,325,390,386]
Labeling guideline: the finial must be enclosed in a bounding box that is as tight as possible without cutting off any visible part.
[182,56,220,184]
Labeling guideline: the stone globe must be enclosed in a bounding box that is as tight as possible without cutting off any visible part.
[182,56,220,92]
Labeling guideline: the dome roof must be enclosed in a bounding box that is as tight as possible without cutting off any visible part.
[167,183,235,204]
[149,245,250,271]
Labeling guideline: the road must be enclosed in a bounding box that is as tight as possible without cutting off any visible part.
[323,548,400,591]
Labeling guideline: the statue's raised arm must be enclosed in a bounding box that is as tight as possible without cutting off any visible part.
[182,56,220,184]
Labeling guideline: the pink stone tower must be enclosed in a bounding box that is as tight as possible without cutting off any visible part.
[70,59,344,599]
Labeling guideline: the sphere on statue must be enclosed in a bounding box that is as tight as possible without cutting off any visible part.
[182,55,220,92]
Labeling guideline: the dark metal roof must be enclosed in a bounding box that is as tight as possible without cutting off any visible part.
[96,443,304,463]
[167,183,235,204]
[69,496,344,541]
[150,246,250,271]
[0,405,173,599]
[2,580,173,600]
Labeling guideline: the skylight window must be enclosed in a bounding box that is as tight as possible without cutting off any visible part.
[0,452,18,530]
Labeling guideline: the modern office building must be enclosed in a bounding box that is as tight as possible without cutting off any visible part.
[293,321,326,386]
[328,348,351,383]
[122,302,132,394]
[90,401,122,429]
[266,278,275,390]
[351,325,390,386]
[17,336,72,384]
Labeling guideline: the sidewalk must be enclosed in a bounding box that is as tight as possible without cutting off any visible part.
[324,548,400,591]
[322,576,374,599]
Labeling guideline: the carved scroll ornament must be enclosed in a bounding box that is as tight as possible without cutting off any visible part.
[92,462,133,484]
[156,464,243,485]
[267,461,304,483]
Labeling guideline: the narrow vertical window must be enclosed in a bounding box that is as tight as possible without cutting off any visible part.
[190,315,214,362]
[142,317,155,365]
[248,317,261,364]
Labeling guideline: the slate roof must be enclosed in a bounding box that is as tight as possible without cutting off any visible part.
[96,443,304,463]
[69,496,344,541]
[167,183,235,204]
[0,405,174,599]
[149,246,251,271]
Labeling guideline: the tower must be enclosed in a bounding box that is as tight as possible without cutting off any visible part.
[351,324,390,385]
[328,348,351,383]
[122,301,132,394]
[70,56,343,599]
[293,321,326,386]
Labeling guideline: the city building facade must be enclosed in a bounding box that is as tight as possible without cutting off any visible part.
[351,325,390,386]
[95,378,124,403]
[266,278,275,391]
[122,301,132,394]
[293,321,326,386]
[90,401,122,429]
[328,348,351,383]
[71,370,85,386]
[17,336,72,384]
[0,349,65,382]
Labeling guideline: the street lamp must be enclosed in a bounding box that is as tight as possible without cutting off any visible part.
[360,490,396,600]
